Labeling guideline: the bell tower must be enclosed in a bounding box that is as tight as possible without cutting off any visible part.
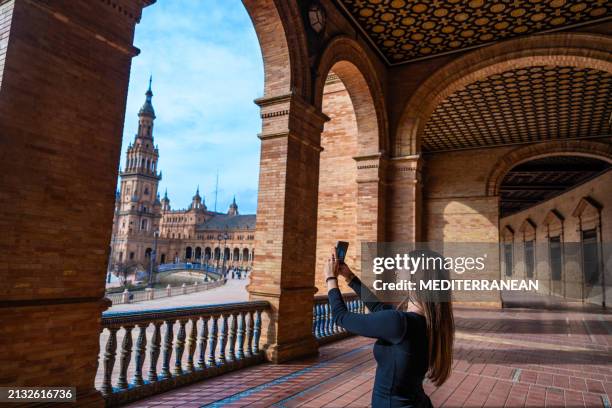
[112,77,162,265]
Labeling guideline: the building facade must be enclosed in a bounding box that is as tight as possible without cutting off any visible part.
[109,81,255,272]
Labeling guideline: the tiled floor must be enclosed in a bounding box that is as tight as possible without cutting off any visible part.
[126,307,612,407]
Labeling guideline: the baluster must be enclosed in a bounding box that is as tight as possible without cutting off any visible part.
[148,322,162,381]
[101,327,118,395]
[333,307,340,333]
[252,309,262,354]
[173,319,187,375]
[117,325,134,390]
[320,303,326,337]
[324,303,331,337]
[161,319,174,378]
[133,324,147,386]
[329,303,335,335]
[207,315,218,366]
[228,312,237,361]
[315,303,323,338]
[312,305,317,337]
[236,312,246,359]
[186,318,198,372]
[332,302,338,333]
[218,314,228,365]
[245,311,254,357]
[197,316,209,369]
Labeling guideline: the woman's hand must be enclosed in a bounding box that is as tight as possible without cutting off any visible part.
[324,249,339,290]
[338,263,354,282]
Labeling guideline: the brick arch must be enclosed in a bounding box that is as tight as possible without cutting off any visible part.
[314,36,388,155]
[486,140,612,197]
[395,33,612,156]
[243,0,310,99]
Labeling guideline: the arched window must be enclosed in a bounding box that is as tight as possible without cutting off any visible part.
[233,248,240,261]
[195,247,202,260]
[185,246,193,259]
[214,247,221,261]
[129,252,135,260]
[144,187,149,195]
[224,247,230,261]
[145,248,152,259]
[205,247,212,260]
[160,253,166,264]
[141,219,148,230]
[242,248,249,262]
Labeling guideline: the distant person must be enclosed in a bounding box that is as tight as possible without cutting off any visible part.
[324,248,454,408]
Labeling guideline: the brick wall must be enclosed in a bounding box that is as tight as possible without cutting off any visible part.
[314,77,358,292]
[421,147,514,305]
[500,170,612,303]
[0,0,146,401]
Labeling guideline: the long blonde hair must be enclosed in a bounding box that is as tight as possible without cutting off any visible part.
[401,249,455,387]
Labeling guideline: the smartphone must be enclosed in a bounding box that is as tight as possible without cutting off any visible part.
[336,241,349,263]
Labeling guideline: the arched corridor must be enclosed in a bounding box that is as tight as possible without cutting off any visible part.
[1,0,610,405]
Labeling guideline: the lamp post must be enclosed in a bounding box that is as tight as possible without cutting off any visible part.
[148,230,159,288]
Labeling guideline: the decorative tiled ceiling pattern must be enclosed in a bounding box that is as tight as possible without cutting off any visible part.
[500,156,610,216]
[337,0,611,64]
[422,66,612,151]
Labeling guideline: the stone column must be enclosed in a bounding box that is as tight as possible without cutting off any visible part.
[247,93,328,363]
[386,155,423,242]
[0,0,151,405]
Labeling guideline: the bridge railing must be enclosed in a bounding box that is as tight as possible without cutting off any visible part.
[157,263,225,273]
[99,301,269,406]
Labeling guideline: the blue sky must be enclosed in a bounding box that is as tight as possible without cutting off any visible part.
[120,0,263,214]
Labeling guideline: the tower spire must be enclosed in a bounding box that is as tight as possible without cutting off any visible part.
[138,76,156,119]
[228,194,239,216]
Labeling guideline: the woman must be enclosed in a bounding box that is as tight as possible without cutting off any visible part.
[324,249,454,408]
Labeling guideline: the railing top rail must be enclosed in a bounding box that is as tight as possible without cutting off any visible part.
[101,300,269,327]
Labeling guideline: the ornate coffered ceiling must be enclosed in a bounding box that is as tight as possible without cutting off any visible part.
[421,65,612,152]
[336,0,611,65]
[500,156,610,216]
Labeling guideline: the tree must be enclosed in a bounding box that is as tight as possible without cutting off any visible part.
[110,260,139,288]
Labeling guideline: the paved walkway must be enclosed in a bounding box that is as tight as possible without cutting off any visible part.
[107,278,249,312]
[125,306,612,407]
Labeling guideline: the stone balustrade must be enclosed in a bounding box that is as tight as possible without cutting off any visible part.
[99,301,268,406]
[98,293,364,405]
[313,293,364,344]
[106,278,226,305]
